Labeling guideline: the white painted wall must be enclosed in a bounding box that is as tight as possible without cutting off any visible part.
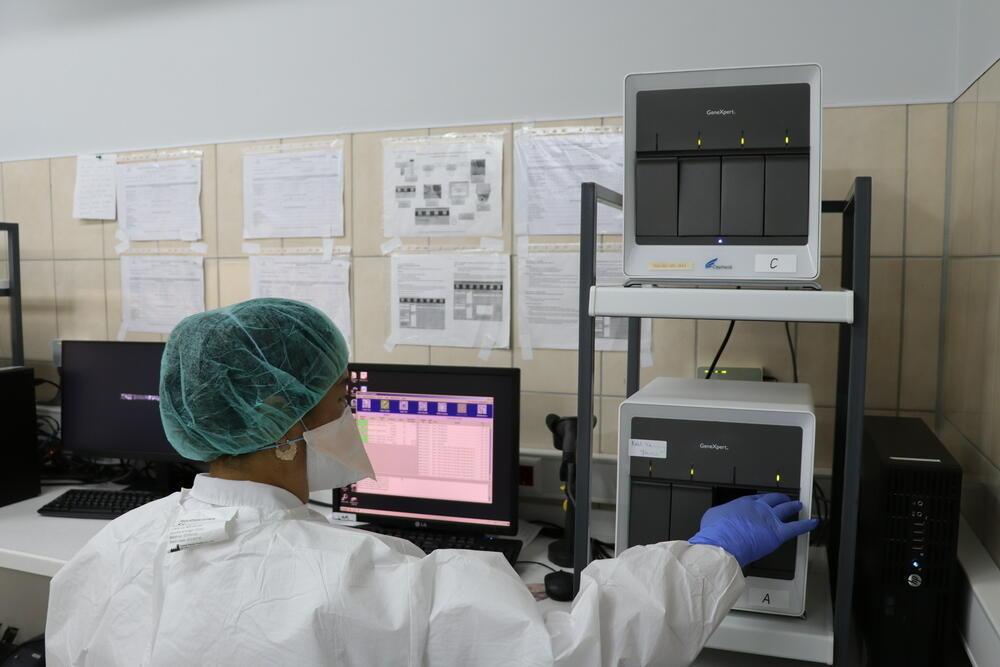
[956,0,1000,96]
[0,0,961,161]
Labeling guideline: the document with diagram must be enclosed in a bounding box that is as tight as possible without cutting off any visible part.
[383,135,503,238]
[389,253,510,349]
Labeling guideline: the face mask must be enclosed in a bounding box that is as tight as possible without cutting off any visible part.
[301,409,375,492]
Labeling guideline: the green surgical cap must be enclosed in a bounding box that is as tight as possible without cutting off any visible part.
[159,298,349,461]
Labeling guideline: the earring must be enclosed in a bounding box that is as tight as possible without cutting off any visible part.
[274,442,298,461]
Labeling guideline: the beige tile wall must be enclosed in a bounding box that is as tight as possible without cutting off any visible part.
[939,59,1000,565]
[0,105,949,470]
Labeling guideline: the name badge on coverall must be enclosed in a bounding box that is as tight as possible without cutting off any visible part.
[168,508,238,552]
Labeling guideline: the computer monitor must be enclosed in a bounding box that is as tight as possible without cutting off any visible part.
[341,363,520,535]
[61,341,181,462]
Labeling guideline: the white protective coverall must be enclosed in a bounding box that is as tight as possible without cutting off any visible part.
[46,474,745,666]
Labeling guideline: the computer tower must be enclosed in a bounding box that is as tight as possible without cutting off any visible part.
[0,366,39,507]
[856,416,962,666]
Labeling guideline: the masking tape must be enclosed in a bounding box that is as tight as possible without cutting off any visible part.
[114,241,130,255]
[189,242,208,254]
[241,242,261,255]
[322,238,334,261]
[380,237,402,255]
[480,237,504,251]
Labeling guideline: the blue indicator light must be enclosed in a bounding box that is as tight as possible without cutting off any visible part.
[717,238,723,244]
[912,561,920,568]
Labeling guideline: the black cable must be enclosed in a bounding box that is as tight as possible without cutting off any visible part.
[705,320,736,379]
[529,519,563,530]
[516,560,564,573]
[307,498,336,508]
[785,322,799,383]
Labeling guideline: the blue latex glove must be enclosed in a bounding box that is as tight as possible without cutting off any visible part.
[689,493,820,568]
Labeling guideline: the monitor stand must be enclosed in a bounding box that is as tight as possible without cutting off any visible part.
[125,461,198,497]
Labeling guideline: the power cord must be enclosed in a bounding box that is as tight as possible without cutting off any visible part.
[811,479,830,546]
[785,322,799,383]
[516,560,565,572]
[705,320,736,379]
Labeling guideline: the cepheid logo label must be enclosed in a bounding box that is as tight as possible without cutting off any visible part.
[705,258,733,270]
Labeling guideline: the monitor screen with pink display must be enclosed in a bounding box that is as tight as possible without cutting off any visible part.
[341,364,519,535]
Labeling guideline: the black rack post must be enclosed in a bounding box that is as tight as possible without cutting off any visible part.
[829,176,871,665]
[575,178,871,665]
[0,223,24,366]
[573,183,623,591]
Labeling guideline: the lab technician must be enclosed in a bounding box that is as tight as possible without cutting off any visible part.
[46,298,816,667]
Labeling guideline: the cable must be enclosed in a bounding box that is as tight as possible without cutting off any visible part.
[785,322,799,383]
[705,320,736,379]
[516,560,564,573]
[307,498,336,508]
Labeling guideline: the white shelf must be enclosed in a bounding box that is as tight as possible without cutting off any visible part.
[589,286,853,323]
[705,547,834,664]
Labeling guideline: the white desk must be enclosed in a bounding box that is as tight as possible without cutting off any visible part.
[0,488,828,665]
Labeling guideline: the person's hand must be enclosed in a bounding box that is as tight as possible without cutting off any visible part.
[688,493,819,568]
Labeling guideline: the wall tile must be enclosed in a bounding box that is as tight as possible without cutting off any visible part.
[970,75,998,258]
[948,85,979,257]
[517,348,579,394]
[353,129,429,257]
[601,318,696,396]
[218,258,250,307]
[54,260,107,340]
[216,140,281,257]
[899,258,942,411]
[0,260,57,361]
[2,160,54,260]
[598,396,623,454]
[352,256,428,364]
[823,106,907,256]
[204,258,220,311]
[51,157,104,259]
[905,105,949,256]
[519,391,577,451]
[799,257,902,409]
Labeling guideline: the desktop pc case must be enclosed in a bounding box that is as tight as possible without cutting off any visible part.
[855,416,962,667]
[615,377,814,616]
[623,64,822,283]
[0,366,39,507]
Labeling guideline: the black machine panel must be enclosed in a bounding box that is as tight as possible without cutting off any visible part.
[856,416,962,667]
[626,417,802,579]
[634,82,810,246]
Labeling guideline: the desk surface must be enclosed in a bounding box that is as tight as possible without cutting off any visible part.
[0,485,116,578]
[0,486,831,664]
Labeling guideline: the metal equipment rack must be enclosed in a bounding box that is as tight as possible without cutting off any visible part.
[0,223,24,366]
[573,178,871,665]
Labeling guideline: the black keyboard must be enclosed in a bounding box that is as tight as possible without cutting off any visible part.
[359,525,523,565]
[38,489,159,519]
